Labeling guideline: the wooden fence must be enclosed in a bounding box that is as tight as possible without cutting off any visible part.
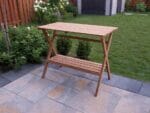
[0,0,35,26]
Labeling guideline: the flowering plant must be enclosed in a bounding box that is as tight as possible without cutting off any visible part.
[34,0,48,24]
[33,0,70,24]
[47,0,69,15]
[34,0,47,13]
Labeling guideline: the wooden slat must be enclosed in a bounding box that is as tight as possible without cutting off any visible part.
[57,34,101,43]
[38,22,118,36]
[5,0,11,23]
[22,0,27,23]
[0,0,35,25]
[0,1,3,23]
[49,54,102,75]
[17,0,25,24]
[1,0,7,24]
[8,0,14,25]
[30,0,35,21]
[28,0,32,21]
[26,0,30,22]
[12,0,20,25]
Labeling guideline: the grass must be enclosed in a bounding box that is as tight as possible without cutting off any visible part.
[62,13,150,81]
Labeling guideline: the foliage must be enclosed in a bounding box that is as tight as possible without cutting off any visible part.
[9,26,47,63]
[136,1,146,12]
[0,52,27,71]
[0,26,47,70]
[56,37,72,55]
[76,41,91,60]
[33,0,70,24]
[125,0,133,11]
[0,29,27,70]
[146,6,150,12]
[65,4,78,17]
[34,0,57,24]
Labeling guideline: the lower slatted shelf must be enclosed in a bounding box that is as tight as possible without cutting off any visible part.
[48,54,102,75]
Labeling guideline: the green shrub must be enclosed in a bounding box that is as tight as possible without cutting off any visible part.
[33,0,71,24]
[146,6,150,12]
[136,2,146,12]
[125,0,133,11]
[56,37,72,55]
[0,26,48,71]
[10,26,47,63]
[65,4,78,17]
[0,31,4,51]
[0,52,27,71]
[34,0,57,24]
[76,41,91,60]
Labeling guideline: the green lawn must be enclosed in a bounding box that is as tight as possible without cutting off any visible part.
[63,13,150,81]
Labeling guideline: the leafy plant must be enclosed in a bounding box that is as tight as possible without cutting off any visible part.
[34,0,57,24]
[10,26,47,63]
[0,52,26,71]
[146,6,150,12]
[65,4,78,17]
[56,37,72,55]
[76,41,91,60]
[0,26,48,71]
[125,0,133,11]
[33,0,71,24]
[136,1,146,12]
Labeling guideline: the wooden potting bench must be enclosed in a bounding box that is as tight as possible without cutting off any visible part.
[38,22,118,97]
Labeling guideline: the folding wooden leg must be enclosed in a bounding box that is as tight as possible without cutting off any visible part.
[41,30,57,79]
[95,35,112,96]
[42,62,49,79]
[101,33,113,80]
[95,68,104,97]
[106,61,111,80]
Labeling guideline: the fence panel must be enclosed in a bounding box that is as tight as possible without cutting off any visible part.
[0,0,35,26]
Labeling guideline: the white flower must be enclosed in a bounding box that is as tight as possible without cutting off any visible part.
[66,1,69,5]
[35,0,38,4]
[27,27,30,30]
[39,0,43,3]
[36,4,40,8]
[44,7,47,11]
[13,26,17,28]
[34,7,38,12]
[60,5,64,9]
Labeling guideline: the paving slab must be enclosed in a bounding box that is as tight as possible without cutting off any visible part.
[18,75,57,103]
[0,88,16,104]
[1,64,41,81]
[113,93,150,113]
[139,83,150,97]
[28,98,83,113]
[48,81,121,113]
[61,75,91,92]
[4,74,38,94]
[103,74,143,93]
[31,67,71,84]
[59,67,143,94]
[0,76,10,87]
[0,88,33,113]
[0,67,150,113]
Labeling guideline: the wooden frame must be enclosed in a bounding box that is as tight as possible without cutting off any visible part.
[38,22,118,97]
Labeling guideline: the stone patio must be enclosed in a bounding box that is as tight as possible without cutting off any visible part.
[0,65,150,113]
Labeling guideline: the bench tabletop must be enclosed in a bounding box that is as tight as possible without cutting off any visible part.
[38,22,118,36]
